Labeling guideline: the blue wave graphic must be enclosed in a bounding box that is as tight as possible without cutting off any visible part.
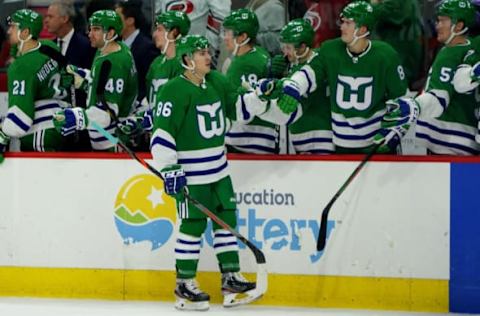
[114,217,174,250]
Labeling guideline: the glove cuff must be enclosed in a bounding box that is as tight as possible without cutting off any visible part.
[72,108,89,130]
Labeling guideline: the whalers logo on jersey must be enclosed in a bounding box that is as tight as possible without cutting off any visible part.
[114,174,177,250]
[149,78,168,105]
[197,101,225,139]
[336,75,373,110]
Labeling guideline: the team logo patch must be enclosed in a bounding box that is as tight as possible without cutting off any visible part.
[114,174,177,250]
[166,0,194,14]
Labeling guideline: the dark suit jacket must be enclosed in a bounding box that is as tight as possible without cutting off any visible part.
[58,31,97,151]
[57,31,96,108]
[130,31,159,102]
[64,31,96,70]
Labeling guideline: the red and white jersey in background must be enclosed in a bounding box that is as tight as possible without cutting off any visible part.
[302,0,349,48]
[155,0,231,64]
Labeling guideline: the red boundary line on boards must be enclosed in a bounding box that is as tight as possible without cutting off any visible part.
[3,152,480,163]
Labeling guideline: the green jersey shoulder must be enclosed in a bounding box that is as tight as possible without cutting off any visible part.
[226,46,269,87]
[87,42,138,118]
[146,55,184,109]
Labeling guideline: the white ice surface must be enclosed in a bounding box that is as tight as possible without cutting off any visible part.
[0,298,478,316]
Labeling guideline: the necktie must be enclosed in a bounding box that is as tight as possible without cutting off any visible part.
[57,39,64,53]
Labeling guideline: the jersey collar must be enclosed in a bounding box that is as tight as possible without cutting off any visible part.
[346,40,371,64]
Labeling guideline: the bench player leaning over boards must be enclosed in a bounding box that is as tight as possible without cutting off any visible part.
[415,0,480,155]
[221,8,279,154]
[254,1,419,154]
[52,10,138,151]
[0,9,71,162]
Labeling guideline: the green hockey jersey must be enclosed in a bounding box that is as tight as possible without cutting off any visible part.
[287,49,333,154]
[224,46,278,154]
[145,55,184,110]
[3,41,69,151]
[151,70,251,185]
[416,41,480,155]
[86,42,138,150]
[316,38,407,152]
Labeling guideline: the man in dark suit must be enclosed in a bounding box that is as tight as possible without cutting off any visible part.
[45,0,96,105]
[115,0,159,103]
[45,0,96,151]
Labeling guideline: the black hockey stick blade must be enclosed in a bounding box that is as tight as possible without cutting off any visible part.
[39,44,69,68]
[316,142,381,252]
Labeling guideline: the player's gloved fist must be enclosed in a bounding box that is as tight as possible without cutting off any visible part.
[141,110,154,132]
[381,97,420,129]
[66,64,92,89]
[52,108,89,136]
[373,97,419,153]
[278,79,301,114]
[269,55,288,78]
[470,61,480,82]
[160,164,187,200]
[255,78,278,101]
[116,117,142,144]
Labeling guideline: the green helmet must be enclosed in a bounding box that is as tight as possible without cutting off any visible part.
[176,35,209,62]
[279,19,314,48]
[155,11,191,36]
[89,10,123,36]
[223,8,259,39]
[437,0,475,28]
[340,1,376,31]
[8,9,43,39]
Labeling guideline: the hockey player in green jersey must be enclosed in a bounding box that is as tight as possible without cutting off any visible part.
[0,9,70,158]
[52,10,138,151]
[263,1,413,154]
[151,35,265,311]
[415,0,479,155]
[222,8,280,154]
[115,11,190,149]
[271,18,334,154]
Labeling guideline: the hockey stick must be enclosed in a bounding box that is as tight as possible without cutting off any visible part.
[92,61,267,304]
[316,142,381,252]
[38,45,77,107]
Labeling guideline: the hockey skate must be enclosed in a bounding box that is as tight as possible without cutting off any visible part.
[221,272,261,307]
[174,278,210,311]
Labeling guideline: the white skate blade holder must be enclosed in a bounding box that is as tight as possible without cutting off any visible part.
[175,296,210,311]
[223,263,268,308]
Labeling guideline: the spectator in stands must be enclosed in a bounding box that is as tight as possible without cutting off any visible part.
[115,0,159,102]
[370,0,425,91]
[155,0,231,68]
[288,0,350,48]
[86,0,116,19]
[244,0,286,56]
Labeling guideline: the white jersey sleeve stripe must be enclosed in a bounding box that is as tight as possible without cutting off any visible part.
[3,106,33,137]
[291,64,317,96]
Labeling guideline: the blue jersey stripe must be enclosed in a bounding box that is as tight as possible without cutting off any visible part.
[186,160,228,177]
[6,113,30,132]
[416,132,478,154]
[417,120,475,140]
